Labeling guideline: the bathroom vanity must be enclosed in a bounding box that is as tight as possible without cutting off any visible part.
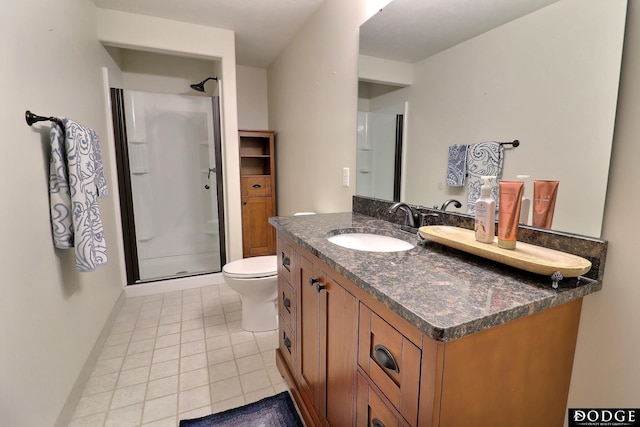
[270,199,606,427]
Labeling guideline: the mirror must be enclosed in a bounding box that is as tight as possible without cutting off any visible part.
[357,0,627,237]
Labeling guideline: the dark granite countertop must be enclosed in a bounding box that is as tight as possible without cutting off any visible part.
[269,212,602,342]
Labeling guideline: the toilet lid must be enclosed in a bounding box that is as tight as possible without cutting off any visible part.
[222,255,278,279]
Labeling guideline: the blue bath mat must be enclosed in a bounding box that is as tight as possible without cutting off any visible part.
[179,391,304,427]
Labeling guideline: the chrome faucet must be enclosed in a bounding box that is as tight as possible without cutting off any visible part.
[440,199,462,211]
[388,202,418,228]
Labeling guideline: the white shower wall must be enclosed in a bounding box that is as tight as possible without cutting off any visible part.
[124,91,222,281]
[356,111,397,200]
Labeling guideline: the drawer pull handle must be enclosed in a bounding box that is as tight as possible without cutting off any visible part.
[252,184,262,189]
[309,277,325,292]
[374,344,399,374]
[282,255,291,270]
[372,418,385,427]
[284,334,291,349]
[283,296,291,309]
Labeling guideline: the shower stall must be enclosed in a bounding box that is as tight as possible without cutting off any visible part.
[110,89,226,284]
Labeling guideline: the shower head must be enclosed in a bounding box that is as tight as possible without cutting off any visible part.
[190,76,218,92]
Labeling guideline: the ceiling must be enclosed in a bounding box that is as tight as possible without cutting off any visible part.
[360,0,561,64]
[92,0,325,68]
[93,0,560,69]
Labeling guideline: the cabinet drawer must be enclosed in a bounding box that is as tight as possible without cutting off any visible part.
[278,278,295,331]
[359,303,421,426]
[279,321,295,372]
[242,176,271,197]
[357,372,410,427]
[277,237,293,284]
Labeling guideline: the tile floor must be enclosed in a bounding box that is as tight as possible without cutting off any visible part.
[68,283,288,427]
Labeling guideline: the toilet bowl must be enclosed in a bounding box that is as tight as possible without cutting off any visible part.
[222,255,278,332]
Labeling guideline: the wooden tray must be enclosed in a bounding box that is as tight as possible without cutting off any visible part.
[418,226,591,278]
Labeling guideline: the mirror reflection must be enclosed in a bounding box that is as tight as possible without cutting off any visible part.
[357,0,626,237]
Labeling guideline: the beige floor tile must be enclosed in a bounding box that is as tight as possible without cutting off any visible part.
[209,360,238,382]
[99,343,128,360]
[131,327,158,342]
[122,351,153,371]
[104,402,143,427]
[142,394,177,424]
[127,338,155,355]
[157,322,181,336]
[204,314,226,327]
[142,415,178,427]
[236,353,265,375]
[158,312,182,326]
[180,353,207,373]
[68,412,106,427]
[105,331,132,347]
[117,366,150,388]
[211,395,245,413]
[91,357,124,376]
[232,340,260,358]
[73,390,112,418]
[179,385,211,413]
[179,405,212,421]
[207,346,235,365]
[155,332,181,349]
[149,359,179,381]
[152,345,180,364]
[180,367,209,391]
[110,383,147,410]
[83,372,118,395]
[230,330,255,344]
[181,339,206,357]
[210,377,243,403]
[181,328,205,344]
[71,284,285,425]
[205,323,229,338]
[146,375,179,401]
[239,369,272,393]
[244,386,276,404]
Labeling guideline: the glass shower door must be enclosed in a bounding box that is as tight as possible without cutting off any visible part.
[120,90,224,282]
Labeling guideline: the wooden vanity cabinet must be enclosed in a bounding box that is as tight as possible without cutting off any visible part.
[275,232,583,427]
[276,235,357,427]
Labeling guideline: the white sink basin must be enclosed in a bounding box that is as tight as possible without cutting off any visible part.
[327,232,414,252]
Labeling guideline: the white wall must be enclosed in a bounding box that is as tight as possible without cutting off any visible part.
[267,0,380,215]
[268,0,640,418]
[236,66,269,130]
[0,1,124,426]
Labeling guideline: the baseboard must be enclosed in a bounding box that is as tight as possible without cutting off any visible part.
[55,290,126,427]
[124,272,226,298]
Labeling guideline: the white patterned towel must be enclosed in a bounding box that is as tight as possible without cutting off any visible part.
[49,119,108,272]
[466,142,503,215]
[446,144,468,187]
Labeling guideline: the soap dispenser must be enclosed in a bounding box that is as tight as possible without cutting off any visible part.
[475,176,496,243]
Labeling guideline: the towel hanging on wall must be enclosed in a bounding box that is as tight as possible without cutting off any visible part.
[466,141,504,215]
[446,144,468,187]
[49,119,109,272]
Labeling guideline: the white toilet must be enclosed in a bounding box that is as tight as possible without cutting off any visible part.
[222,255,278,332]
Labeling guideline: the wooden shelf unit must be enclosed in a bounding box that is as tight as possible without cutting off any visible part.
[239,130,276,258]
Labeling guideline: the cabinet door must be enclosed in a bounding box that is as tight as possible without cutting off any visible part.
[322,273,357,427]
[296,253,322,412]
[241,196,275,257]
